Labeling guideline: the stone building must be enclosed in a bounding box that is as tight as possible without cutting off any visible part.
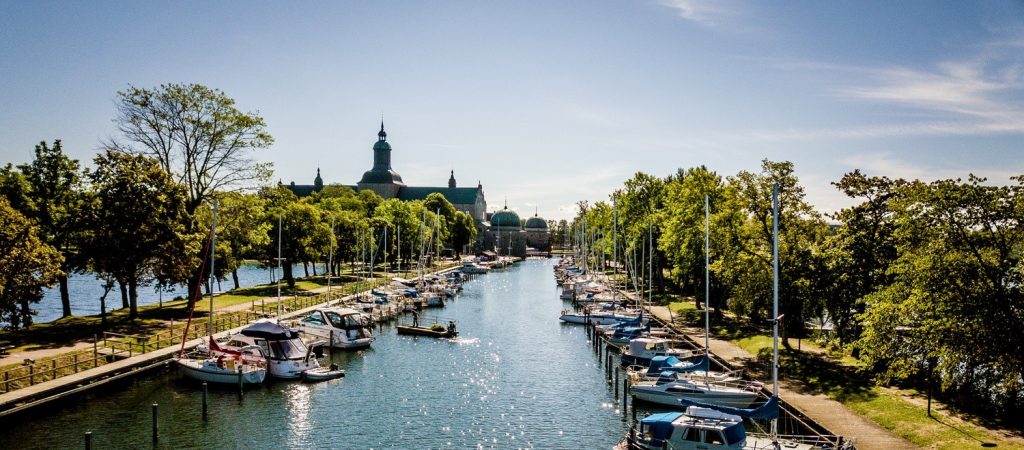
[287,123,487,222]
[523,212,551,252]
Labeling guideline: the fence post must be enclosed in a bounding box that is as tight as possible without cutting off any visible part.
[202,381,208,417]
[3,371,8,392]
[29,364,34,385]
[51,359,57,380]
[74,353,79,373]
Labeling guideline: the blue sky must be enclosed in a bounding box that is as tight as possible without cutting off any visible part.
[1,1,1022,220]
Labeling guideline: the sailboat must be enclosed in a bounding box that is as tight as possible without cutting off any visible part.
[176,201,267,385]
[623,185,850,450]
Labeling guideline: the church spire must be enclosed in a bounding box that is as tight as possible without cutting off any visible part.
[448,170,456,188]
[378,120,387,141]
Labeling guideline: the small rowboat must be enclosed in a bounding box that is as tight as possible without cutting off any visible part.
[303,365,345,382]
[396,324,458,338]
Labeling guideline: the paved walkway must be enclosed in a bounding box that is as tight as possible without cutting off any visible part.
[647,305,916,450]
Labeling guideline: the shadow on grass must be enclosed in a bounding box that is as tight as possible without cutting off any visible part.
[928,415,998,447]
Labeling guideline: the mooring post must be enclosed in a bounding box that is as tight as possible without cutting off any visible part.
[329,330,334,354]
[623,376,629,408]
[607,353,612,380]
[151,403,159,443]
[202,381,208,417]
[237,366,243,399]
[614,367,619,396]
[631,395,637,422]
[84,432,92,450]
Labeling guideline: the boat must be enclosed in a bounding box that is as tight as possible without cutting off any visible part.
[396,315,458,338]
[460,260,490,274]
[303,365,346,382]
[176,338,268,385]
[175,201,267,385]
[619,337,696,366]
[559,282,576,300]
[294,307,375,350]
[559,308,647,326]
[629,370,761,409]
[221,320,336,380]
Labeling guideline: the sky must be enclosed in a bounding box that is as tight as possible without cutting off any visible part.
[1,1,1022,221]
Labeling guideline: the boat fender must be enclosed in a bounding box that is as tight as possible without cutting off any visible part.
[630,372,640,384]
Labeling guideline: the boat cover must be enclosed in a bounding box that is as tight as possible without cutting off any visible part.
[678,395,779,420]
[640,412,683,443]
[646,355,709,374]
[241,321,299,340]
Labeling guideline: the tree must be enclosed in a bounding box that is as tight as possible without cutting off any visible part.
[659,166,726,306]
[108,83,273,307]
[84,151,190,319]
[18,140,88,318]
[0,197,63,328]
[204,192,271,289]
[450,211,478,257]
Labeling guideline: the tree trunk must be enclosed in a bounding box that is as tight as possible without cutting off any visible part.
[303,261,309,277]
[18,298,32,328]
[232,269,240,290]
[59,274,71,317]
[284,261,295,288]
[312,261,317,277]
[119,278,129,309]
[128,274,138,319]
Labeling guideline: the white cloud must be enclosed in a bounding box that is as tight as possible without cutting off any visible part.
[657,0,740,28]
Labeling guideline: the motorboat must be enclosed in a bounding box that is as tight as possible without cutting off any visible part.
[294,307,375,350]
[629,371,761,409]
[627,355,744,385]
[460,261,490,274]
[220,320,337,380]
[620,337,696,366]
[396,316,458,338]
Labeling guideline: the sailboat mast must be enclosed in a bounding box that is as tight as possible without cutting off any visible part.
[208,200,217,339]
[276,214,282,320]
[327,214,334,302]
[648,221,653,306]
[772,183,780,436]
[705,194,710,354]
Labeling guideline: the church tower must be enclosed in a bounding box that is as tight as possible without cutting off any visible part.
[357,122,405,198]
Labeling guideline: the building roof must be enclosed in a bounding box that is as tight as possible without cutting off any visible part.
[524,214,548,229]
[490,206,521,228]
[360,168,404,185]
[397,186,480,204]
[288,183,319,197]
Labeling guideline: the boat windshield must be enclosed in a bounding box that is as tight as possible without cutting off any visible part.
[267,339,307,360]
[326,311,363,329]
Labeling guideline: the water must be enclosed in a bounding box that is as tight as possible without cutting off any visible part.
[33,262,311,324]
[2,259,638,449]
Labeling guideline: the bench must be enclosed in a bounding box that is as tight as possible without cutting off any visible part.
[0,340,14,356]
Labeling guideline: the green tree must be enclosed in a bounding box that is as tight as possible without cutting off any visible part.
[0,197,63,328]
[108,83,273,307]
[857,175,1024,416]
[84,151,190,319]
[450,211,478,257]
[0,164,33,213]
[18,140,88,318]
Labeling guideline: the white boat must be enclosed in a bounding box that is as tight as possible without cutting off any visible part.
[559,282,575,300]
[176,201,267,386]
[303,365,346,382]
[460,261,490,274]
[176,343,267,385]
[221,320,333,380]
[294,307,375,350]
[559,309,647,326]
[629,370,761,409]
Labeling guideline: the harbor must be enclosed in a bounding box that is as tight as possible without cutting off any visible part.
[1,259,642,449]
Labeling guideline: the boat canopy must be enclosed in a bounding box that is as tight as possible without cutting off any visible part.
[640,411,684,443]
[679,395,780,420]
[646,355,709,374]
[241,321,299,340]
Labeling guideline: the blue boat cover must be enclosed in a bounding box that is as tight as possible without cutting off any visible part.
[679,395,780,420]
[646,355,710,375]
[241,321,298,340]
[640,412,684,443]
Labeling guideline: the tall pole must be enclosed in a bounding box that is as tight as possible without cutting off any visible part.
[276,214,282,320]
[648,221,653,305]
[705,195,710,354]
[208,201,217,339]
[771,183,780,438]
[327,214,334,301]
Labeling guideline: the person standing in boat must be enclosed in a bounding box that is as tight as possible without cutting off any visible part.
[412,310,419,327]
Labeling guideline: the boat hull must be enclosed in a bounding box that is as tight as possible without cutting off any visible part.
[303,367,345,381]
[176,358,266,385]
[396,325,457,338]
[629,384,758,409]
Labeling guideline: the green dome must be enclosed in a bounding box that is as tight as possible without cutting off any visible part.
[524,215,547,229]
[373,140,392,151]
[490,207,521,229]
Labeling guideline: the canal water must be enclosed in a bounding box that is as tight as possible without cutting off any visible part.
[3,258,647,449]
